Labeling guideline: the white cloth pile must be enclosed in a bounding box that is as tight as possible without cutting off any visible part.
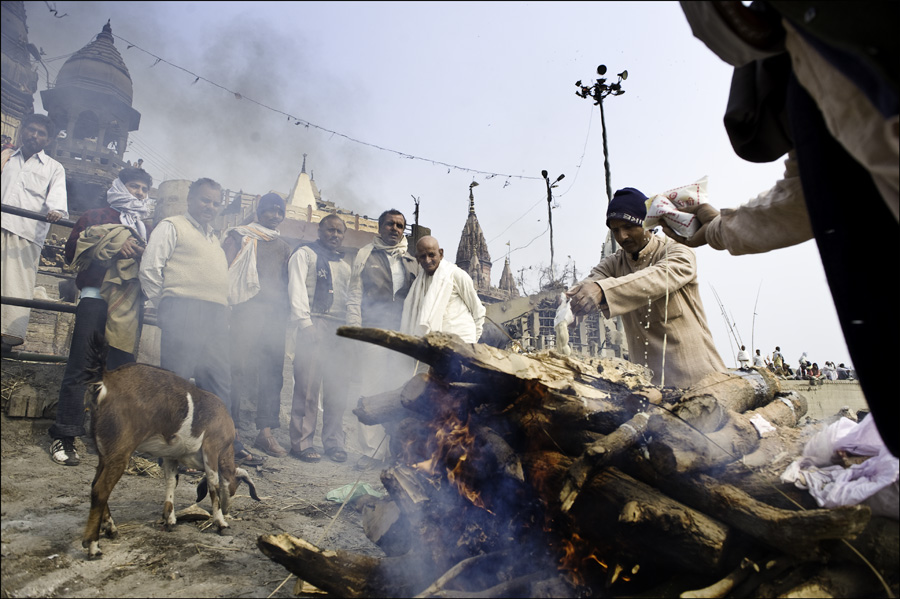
[780,415,899,519]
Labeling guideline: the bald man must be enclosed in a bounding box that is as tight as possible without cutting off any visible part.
[401,235,485,344]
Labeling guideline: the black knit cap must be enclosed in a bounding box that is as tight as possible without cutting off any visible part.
[606,187,648,227]
[257,192,286,215]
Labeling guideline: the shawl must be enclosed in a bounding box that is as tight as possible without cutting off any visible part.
[400,259,455,338]
[225,222,279,305]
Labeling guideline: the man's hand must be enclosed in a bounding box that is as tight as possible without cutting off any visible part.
[117,237,144,260]
[46,210,64,223]
[566,282,604,318]
[660,203,720,248]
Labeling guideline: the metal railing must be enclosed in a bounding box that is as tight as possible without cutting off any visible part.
[0,204,157,363]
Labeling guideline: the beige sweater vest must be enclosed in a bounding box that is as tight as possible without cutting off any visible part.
[161,215,228,305]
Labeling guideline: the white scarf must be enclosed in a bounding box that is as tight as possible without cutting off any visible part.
[353,234,410,288]
[400,259,455,338]
[224,222,279,305]
[106,178,150,241]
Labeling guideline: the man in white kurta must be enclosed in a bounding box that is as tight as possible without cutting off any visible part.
[1,114,67,346]
[401,236,485,345]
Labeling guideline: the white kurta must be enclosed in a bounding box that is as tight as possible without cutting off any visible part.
[401,260,485,343]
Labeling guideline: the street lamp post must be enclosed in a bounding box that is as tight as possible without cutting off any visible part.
[576,65,628,254]
[542,170,565,285]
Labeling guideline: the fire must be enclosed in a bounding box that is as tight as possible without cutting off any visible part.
[556,533,633,588]
[404,405,492,513]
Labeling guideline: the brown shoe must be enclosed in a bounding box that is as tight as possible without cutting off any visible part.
[253,432,288,458]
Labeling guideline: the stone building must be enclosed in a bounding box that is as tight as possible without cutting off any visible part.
[455,182,519,305]
[0,1,39,141]
[40,21,140,213]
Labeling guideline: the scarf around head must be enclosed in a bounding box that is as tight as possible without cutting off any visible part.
[307,240,345,314]
[107,178,150,241]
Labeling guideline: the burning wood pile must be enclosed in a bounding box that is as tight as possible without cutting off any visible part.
[258,328,897,598]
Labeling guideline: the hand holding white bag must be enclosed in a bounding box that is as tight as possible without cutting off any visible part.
[644,176,708,238]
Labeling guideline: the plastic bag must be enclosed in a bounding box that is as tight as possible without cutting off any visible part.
[325,482,384,503]
[643,176,708,238]
[553,293,574,356]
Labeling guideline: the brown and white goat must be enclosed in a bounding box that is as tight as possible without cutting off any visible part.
[81,333,258,559]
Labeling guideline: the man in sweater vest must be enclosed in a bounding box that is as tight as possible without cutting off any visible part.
[139,178,259,464]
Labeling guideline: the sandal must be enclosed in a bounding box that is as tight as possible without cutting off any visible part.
[293,447,321,463]
[325,448,348,463]
[235,448,266,467]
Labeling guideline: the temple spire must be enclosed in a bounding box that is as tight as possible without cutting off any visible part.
[301,153,307,174]
[468,181,478,214]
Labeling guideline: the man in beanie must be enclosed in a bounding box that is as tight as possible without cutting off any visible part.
[49,166,152,466]
[140,178,259,465]
[222,193,292,458]
[566,187,726,388]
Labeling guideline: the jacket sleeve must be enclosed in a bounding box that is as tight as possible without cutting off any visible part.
[705,153,813,255]
[345,253,366,328]
[288,248,314,329]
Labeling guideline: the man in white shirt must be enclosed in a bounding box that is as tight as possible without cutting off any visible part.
[1,114,67,347]
[401,235,485,345]
[736,345,751,369]
[752,349,766,368]
[287,214,352,463]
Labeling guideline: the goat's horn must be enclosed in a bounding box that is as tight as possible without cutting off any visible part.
[235,468,260,501]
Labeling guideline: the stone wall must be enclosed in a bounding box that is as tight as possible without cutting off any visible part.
[780,379,868,420]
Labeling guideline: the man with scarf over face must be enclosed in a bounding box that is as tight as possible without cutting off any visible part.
[49,167,152,466]
[222,193,292,458]
[287,214,352,463]
[346,209,417,468]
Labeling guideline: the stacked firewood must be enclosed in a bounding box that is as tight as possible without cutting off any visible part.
[258,328,898,598]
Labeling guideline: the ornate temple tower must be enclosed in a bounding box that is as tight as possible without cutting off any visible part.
[40,21,141,213]
[455,182,493,294]
[0,1,39,140]
[498,257,519,298]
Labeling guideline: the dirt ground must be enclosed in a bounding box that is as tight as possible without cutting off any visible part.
[1,387,387,598]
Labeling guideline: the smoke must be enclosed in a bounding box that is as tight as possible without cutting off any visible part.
[25,1,378,214]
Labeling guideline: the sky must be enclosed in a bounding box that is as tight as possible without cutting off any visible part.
[21,0,852,370]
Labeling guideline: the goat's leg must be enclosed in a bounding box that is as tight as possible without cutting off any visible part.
[202,453,228,532]
[82,454,128,559]
[99,503,118,539]
[161,458,180,531]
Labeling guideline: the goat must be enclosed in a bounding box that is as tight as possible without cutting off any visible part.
[81,332,259,559]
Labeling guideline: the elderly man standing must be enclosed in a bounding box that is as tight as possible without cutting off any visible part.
[346,208,417,468]
[401,235,485,344]
[139,178,260,465]
[1,114,67,349]
[566,187,726,388]
[288,214,352,463]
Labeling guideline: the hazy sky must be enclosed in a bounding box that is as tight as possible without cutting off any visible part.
[22,1,852,369]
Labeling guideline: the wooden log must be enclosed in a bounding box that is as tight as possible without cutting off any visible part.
[361,498,411,557]
[683,369,781,415]
[640,470,872,557]
[354,386,409,425]
[257,533,387,598]
[523,452,733,574]
[336,327,650,401]
[559,412,652,513]
[571,467,734,573]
